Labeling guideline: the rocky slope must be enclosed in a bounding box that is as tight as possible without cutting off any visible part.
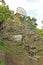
[0,13,43,65]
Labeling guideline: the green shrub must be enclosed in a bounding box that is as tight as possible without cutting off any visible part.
[0,60,5,65]
[0,41,5,46]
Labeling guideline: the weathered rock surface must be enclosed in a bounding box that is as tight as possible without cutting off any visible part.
[0,14,43,65]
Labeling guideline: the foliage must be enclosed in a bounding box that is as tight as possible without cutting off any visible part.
[26,16,37,29]
[41,20,43,29]
[36,29,43,38]
[0,0,14,25]
[0,0,5,5]
[0,60,5,65]
[0,41,5,46]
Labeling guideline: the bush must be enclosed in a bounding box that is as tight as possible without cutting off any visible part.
[0,41,5,46]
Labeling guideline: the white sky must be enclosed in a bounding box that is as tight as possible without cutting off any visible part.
[5,0,43,29]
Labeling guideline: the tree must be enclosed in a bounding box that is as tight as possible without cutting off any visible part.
[26,16,37,29]
[0,0,14,26]
[31,17,37,27]
[0,0,6,5]
[26,16,31,21]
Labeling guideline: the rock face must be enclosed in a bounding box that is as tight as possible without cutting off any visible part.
[0,50,5,65]
[0,50,4,60]
[0,13,43,65]
[13,35,22,41]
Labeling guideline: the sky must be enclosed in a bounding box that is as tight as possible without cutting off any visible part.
[4,0,43,29]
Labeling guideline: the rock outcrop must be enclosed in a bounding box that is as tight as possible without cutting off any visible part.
[0,13,43,65]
